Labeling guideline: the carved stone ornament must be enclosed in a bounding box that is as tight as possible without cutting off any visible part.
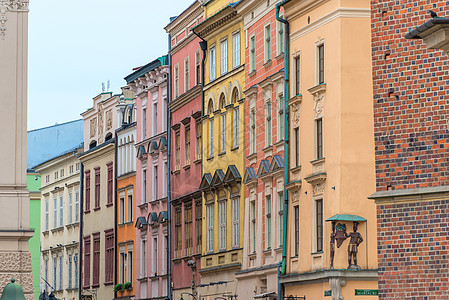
[329,277,346,300]
[105,109,112,130]
[0,0,29,40]
[312,182,325,196]
[90,117,97,138]
[291,103,299,126]
[291,190,300,203]
[314,94,324,119]
[98,106,104,141]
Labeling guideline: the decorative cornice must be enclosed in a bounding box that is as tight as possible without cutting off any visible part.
[168,84,202,112]
[0,0,29,40]
[194,6,238,39]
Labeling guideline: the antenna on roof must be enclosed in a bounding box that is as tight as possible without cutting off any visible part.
[107,80,110,91]
[101,82,105,92]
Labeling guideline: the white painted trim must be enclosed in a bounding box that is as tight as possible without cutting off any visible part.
[291,8,370,42]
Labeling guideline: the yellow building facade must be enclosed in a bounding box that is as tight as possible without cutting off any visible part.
[193,1,245,299]
[279,0,378,299]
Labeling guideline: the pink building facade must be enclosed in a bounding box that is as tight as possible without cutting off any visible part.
[165,3,204,299]
[237,1,286,298]
[126,57,170,300]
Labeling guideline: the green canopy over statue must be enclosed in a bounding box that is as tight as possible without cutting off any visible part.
[0,279,26,300]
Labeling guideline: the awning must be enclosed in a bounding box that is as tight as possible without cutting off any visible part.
[325,214,366,222]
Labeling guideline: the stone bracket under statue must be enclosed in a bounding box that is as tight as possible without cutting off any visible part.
[326,214,366,270]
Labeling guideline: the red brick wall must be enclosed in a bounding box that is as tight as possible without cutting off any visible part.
[372,0,449,192]
[377,200,449,298]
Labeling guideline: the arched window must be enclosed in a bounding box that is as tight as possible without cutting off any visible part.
[208,99,214,115]
[219,93,226,109]
[105,133,113,141]
[89,141,97,149]
[231,87,239,103]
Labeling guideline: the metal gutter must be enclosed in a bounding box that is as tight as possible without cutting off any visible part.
[167,33,173,300]
[78,162,84,300]
[276,0,291,299]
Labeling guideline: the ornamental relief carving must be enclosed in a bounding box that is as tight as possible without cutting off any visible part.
[98,106,104,142]
[291,103,299,127]
[90,118,97,138]
[313,182,325,196]
[314,94,324,119]
[0,0,29,39]
[105,110,112,130]
[291,190,300,203]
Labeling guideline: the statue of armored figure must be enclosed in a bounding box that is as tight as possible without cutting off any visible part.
[347,222,363,269]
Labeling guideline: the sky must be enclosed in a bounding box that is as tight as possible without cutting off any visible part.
[28,0,192,130]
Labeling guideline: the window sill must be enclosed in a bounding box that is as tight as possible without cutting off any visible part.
[84,210,90,214]
[273,140,285,148]
[218,152,226,156]
[103,281,113,286]
[118,223,125,227]
[51,226,64,233]
[263,59,272,68]
[91,284,100,288]
[172,169,181,175]
[93,207,101,211]
[311,251,324,255]
[289,165,302,172]
[183,164,191,170]
[65,288,78,291]
[207,156,214,161]
[249,70,257,77]
[106,202,113,207]
[231,146,239,151]
[275,52,284,60]
[246,152,257,161]
[193,158,201,164]
[138,202,148,209]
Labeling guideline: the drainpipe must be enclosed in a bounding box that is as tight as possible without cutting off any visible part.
[276,1,291,297]
[167,34,173,300]
[78,162,84,300]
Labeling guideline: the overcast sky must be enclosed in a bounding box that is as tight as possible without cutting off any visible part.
[28,0,192,130]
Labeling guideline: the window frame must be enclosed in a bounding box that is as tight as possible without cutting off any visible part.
[264,24,271,63]
[232,32,240,68]
[220,38,228,75]
[209,46,216,81]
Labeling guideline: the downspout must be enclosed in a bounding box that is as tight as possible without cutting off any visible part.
[167,35,173,300]
[78,162,84,300]
[114,131,118,300]
[276,1,291,298]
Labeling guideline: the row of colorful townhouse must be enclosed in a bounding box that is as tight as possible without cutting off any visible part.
[30,0,449,299]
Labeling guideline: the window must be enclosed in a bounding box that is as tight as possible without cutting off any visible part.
[76,162,80,171]
[294,205,299,256]
[295,56,300,95]
[92,234,100,287]
[220,113,226,153]
[68,255,72,289]
[250,109,256,153]
[195,201,202,254]
[142,169,147,204]
[232,197,239,247]
[53,257,57,289]
[69,165,74,174]
[266,101,272,147]
[75,189,79,222]
[209,117,214,158]
[53,197,57,228]
[196,50,201,85]
[316,118,323,159]
[83,237,91,288]
[174,207,182,258]
[277,20,284,55]
[185,125,190,165]
[265,24,271,62]
[251,200,256,253]
[175,131,180,170]
[266,195,272,249]
[127,249,133,282]
[185,58,189,92]
[206,204,214,252]
[44,258,48,283]
[218,201,226,250]
[74,253,79,288]
[278,96,285,140]
[174,65,179,98]
[69,192,73,224]
[152,237,158,275]
[107,163,113,206]
[105,230,114,283]
[119,196,125,224]
[278,192,284,247]
[142,108,147,138]
[127,191,133,222]
[162,97,168,132]
[232,32,240,68]
[318,44,324,84]
[45,199,49,231]
[45,174,50,183]
[294,127,300,166]
[233,107,239,148]
[119,251,126,284]
[195,120,202,161]
[162,161,168,198]
[140,238,147,277]
[59,256,63,290]
[209,46,216,81]
[54,171,58,180]
[94,167,100,209]
[185,204,193,256]
[221,39,228,75]
[250,36,256,72]
[152,102,158,136]
[316,199,323,252]
[60,168,64,178]
[153,165,158,201]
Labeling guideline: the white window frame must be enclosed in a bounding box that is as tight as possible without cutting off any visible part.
[231,197,239,247]
[75,189,79,222]
[174,64,179,98]
[206,204,214,252]
[45,198,49,231]
[127,189,133,223]
[142,169,147,204]
[265,100,272,147]
[119,195,125,224]
[276,19,284,55]
[266,194,272,249]
[220,112,226,154]
[218,201,227,250]
[209,46,216,81]
[250,109,256,154]
[232,32,240,68]
[68,254,72,289]
[233,106,239,148]
[59,194,64,227]
[278,191,284,247]
[68,191,73,224]
[264,24,271,63]
[140,237,147,278]
[53,196,57,228]
[185,57,189,92]
[220,39,228,75]
[250,35,256,72]
[209,117,214,158]
[153,165,158,201]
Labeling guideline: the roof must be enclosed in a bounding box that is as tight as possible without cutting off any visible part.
[325,214,366,222]
[0,279,26,300]
[32,144,84,170]
[124,56,168,84]
[405,18,449,39]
